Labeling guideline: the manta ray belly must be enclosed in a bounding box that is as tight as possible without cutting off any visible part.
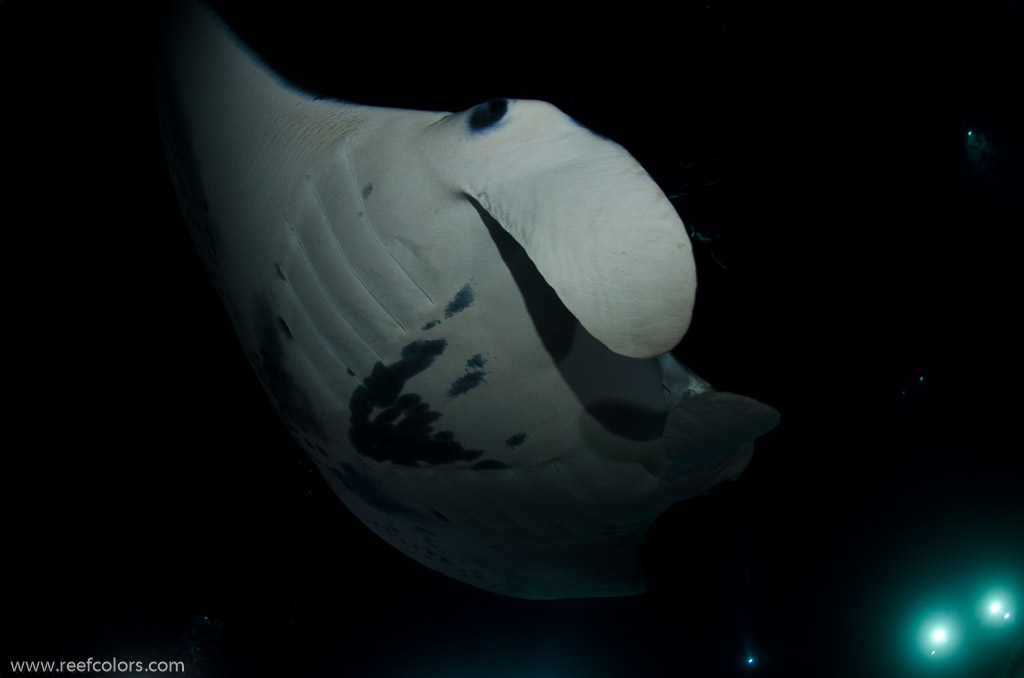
[156,0,780,599]
[259,146,669,598]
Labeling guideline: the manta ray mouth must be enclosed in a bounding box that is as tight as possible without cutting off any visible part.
[470,196,678,442]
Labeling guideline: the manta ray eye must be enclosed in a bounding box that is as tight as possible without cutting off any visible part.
[468,98,508,132]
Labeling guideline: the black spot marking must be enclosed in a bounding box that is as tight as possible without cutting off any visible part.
[277,316,294,340]
[446,371,486,398]
[274,263,287,281]
[414,526,437,536]
[433,510,450,522]
[346,368,355,376]
[505,433,527,449]
[472,460,509,470]
[466,354,485,369]
[361,182,373,199]
[349,340,485,466]
[329,463,422,519]
[421,320,440,331]
[444,283,474,318]
[468,98,508,132]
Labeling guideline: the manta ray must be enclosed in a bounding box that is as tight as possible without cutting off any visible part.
[155,0,780,599]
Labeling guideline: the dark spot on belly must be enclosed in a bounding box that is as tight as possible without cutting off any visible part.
[466,354,485,369]
[446,371,486,398]
[361,182,373,199]
[422,320,440,331]
[505,433,527,449]
[349,340,485,466]
[444,283,474,318]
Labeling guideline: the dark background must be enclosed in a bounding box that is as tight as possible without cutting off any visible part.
[2,1,1022,676]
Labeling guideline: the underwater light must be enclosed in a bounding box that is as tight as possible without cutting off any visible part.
[916,613,963,659]
[978,588,1016,627]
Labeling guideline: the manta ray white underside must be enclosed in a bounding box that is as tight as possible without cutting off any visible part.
[156,0,780,598]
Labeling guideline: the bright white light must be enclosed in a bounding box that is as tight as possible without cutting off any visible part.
[917,612,962,658]
[978,588,1017,627]
[747,658,754,664]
